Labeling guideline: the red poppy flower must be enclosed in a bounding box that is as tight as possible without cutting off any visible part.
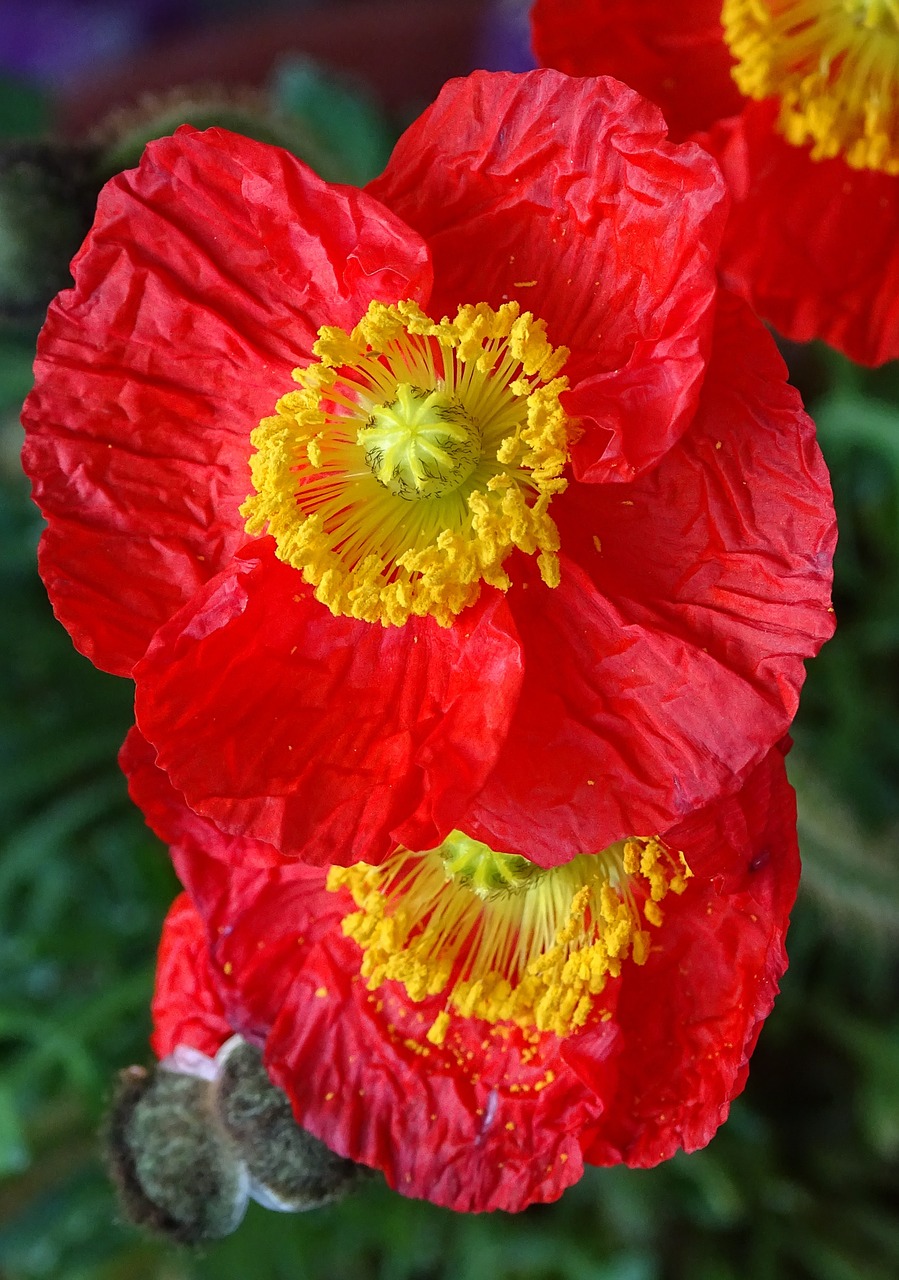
[531,1,899,366]
[23,70,834,870]
[132,726,801,1212]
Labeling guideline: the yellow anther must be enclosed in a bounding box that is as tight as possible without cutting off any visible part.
[328,830,691,1041]
[722,0,899,173]
[426,1010,452,1047]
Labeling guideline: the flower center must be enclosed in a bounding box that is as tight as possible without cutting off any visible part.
[326,830,691,1046]
[361,385,481,499]
[241,299,570,628]
[722,0,899,173]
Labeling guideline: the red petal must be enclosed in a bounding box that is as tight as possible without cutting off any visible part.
[530,0,742,141]
[699,102,899,366]
[151,894,231,1059]
[21,126,432,675]
[264,930,603,1211]
[368,69,728,482]
[120,725,281,870]
[464,292,834,865]
[126,725,340,1042]
[133,545,523,864]
[579,745,799,1165]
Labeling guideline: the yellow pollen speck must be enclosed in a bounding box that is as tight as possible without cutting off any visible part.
[315,986,328,998]
[325,1091,335,1101]
[327,830,690,1039]
[505,1122,516,1130]
[722,0,899,173]
[223,962,233,975]
[241,298,572,627]
[514,280,538,288]
[403,1038,431,1057]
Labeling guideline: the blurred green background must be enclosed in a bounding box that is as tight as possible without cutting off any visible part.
[2,3,899,1277]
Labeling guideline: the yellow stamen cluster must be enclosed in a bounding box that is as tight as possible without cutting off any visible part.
[722,0,899,172]
[326,831,692,1045]
[241,298,570,627]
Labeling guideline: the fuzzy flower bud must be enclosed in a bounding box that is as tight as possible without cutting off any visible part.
[103,1064,248,1244]
[213,1037,363,1212]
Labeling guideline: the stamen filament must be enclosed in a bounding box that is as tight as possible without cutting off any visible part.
[327,831,692,1044]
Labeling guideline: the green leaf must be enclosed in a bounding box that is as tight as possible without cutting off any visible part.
[815,392,899,468]
[0,336,34,411]
[791,753,899,940]
[0,79,49,141]
[0,1084,29,1175]
[271,57,396,186]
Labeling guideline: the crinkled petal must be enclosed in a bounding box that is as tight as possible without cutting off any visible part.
[464,292,834,865]
[21,126,432,675]
[530,0,742,141]
[124,725,333,1040]
[580,744,799,1165]
[120,724,281,870]
[699,102,899,366]
[264,937,605,1212]
[368,68,728,482]
[460,556,775,862]
[561,292,837,680]
[151,894,232,1059]
[133,544,523,865]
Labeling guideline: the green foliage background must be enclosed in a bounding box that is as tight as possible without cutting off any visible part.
[2,61,899,1280]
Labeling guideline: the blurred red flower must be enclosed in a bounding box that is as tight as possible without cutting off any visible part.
[22,70,834,869]
[531,0,899,365]
[133,727,801,1212]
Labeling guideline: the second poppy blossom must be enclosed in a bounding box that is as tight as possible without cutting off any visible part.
[531,0,899,365]
[132,727,802,1213]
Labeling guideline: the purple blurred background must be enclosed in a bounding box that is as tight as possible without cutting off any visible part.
[0,0,534,133]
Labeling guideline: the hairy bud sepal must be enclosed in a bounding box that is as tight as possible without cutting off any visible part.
[103,1064,249,1245]
[214,1037,363,1211]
